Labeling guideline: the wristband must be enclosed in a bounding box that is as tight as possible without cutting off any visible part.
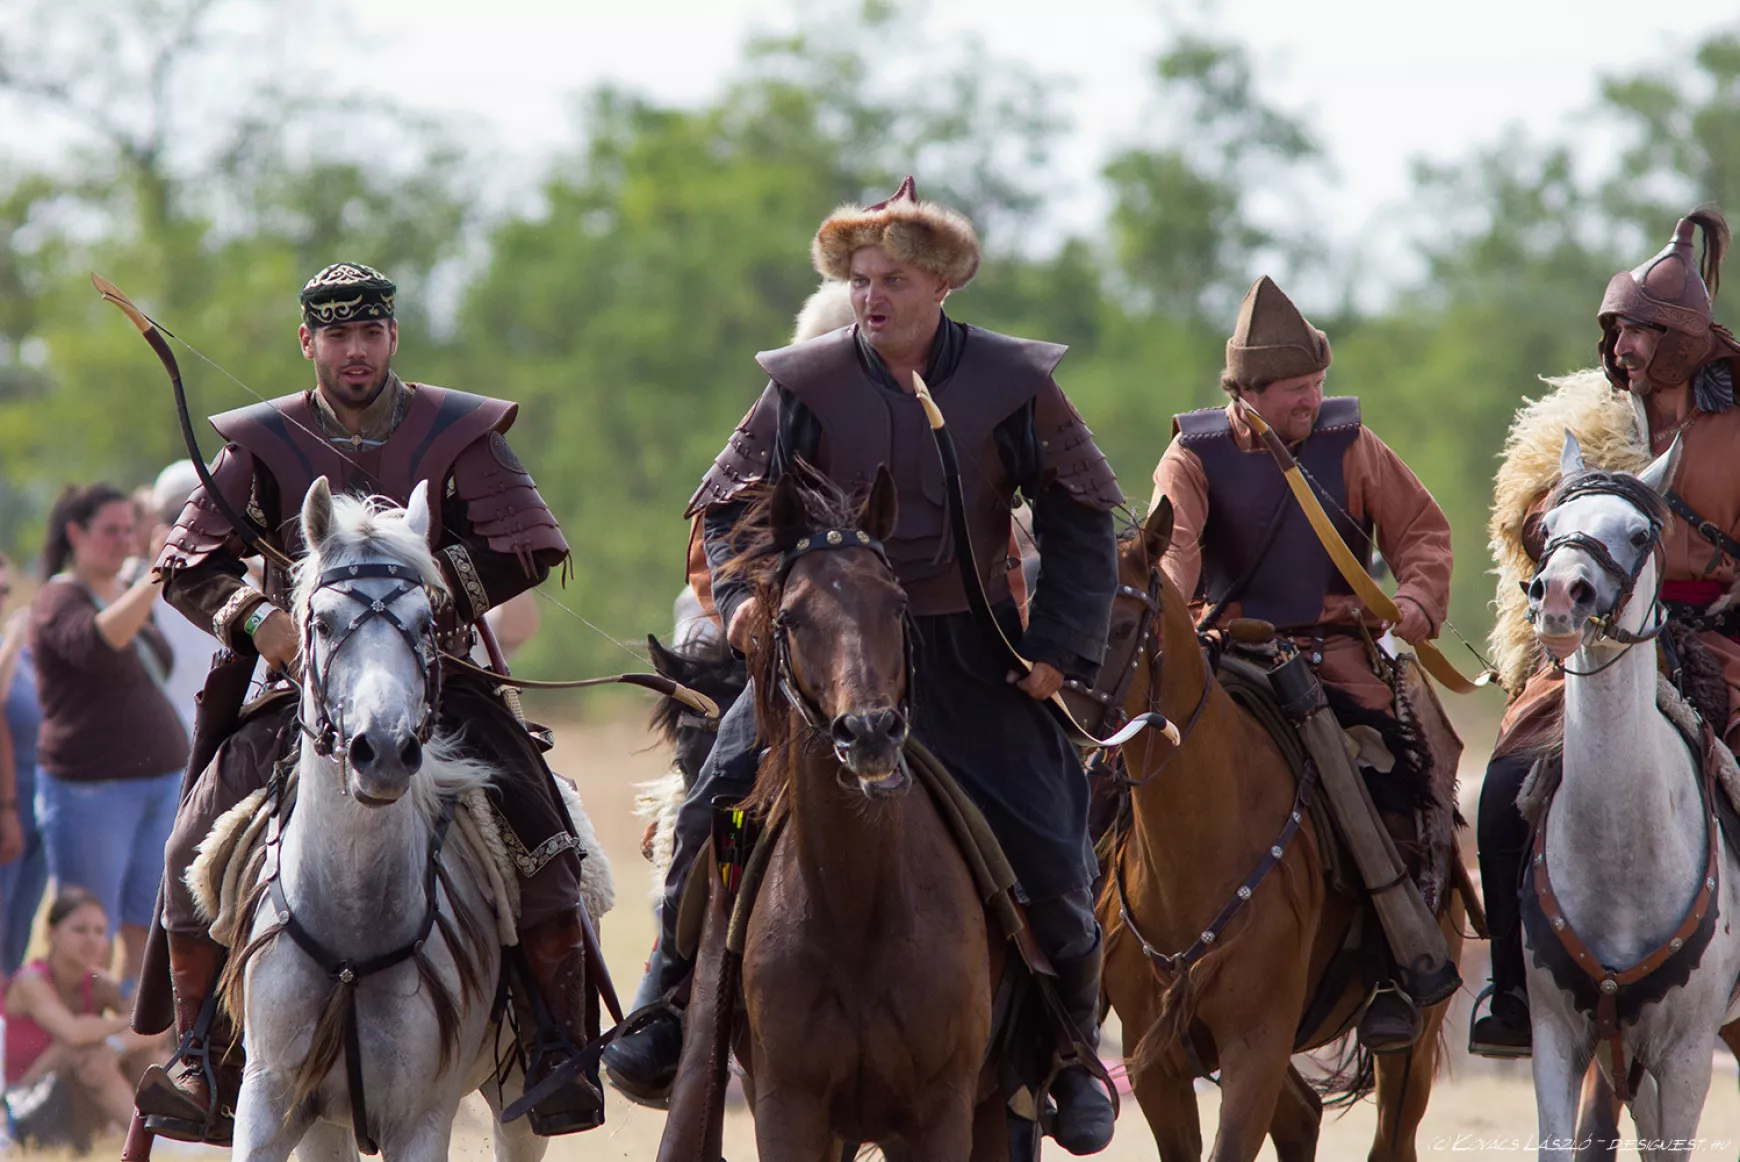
[242,604,273,639]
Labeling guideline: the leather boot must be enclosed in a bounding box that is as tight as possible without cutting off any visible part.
[1357,981,1422,1054]
[1468,919,1532,1058]
[516,910,607,1136]
[1047,949,1117,1156]
[1470,751,1533,1059]
[133,932,242,1145]
[601,940,689,1109]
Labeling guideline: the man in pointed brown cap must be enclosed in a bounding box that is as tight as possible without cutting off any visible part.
[1149,275,1458,1051]
[605,178,1125,1154]
[1471,208,1740,1058]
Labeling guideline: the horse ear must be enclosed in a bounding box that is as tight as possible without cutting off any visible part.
[1559,430,1587,479]
[301,477,334,549]
[404,480,432,542]
[646,633,684,679]
[1143,496,1175,562]
[770,473,807,553]
[1637,433,1683,496]
[861,464,899,543]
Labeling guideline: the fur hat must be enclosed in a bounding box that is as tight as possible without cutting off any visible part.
[1223,276,1332,389]
[791,280,856,343]
[1598,209,1730,390]
[811,177,981,290]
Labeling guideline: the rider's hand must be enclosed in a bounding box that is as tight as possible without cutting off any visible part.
[251,607,300,672]
[1392,597,1432,646]
[1013,661,1065,701]
[0,807,22,865]
[727,596,760,654]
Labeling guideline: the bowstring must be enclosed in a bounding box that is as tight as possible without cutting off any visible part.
[1292,461,1499,675]
[164,330,651,667]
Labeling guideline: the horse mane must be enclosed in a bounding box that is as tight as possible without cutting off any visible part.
[290,492,449,626]
[718,465,868,813]
[648,634,739,747]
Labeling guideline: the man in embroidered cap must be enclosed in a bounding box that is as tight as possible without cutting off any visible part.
[1472,208,1740,1058]
[1149,275,1459,1052]
[605,178,1125,1154]
[131,263,605,1142]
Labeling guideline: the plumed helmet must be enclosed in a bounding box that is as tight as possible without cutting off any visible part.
[1223,276,1331,390]
[811,177,981,290]
[1598,209,1729,391]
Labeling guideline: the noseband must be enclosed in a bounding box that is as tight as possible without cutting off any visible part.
[1063,567,1164,739]
[1527,475,1667,670]
[301,561,441,774]
[770,528,916,741]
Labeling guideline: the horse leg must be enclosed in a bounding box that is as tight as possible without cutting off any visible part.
[1207,1029,1296,1162]
[1129,1064,1202,1162]
[228,1068,310,1162]
[481,1074,549,1162]
[1368,997,1449,1162]
[751,1088,835,1162]
[294,1120,360,1162]
[1265,1063,1321,1162]
[1572,1064,1622,1162]
[899,1091,976,1162]
[1634,1041,1716,1162]
[377,1109,458,1162]
[1530,1012,1595,1162]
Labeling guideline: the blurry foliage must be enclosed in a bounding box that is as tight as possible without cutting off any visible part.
[1,0,1736,700]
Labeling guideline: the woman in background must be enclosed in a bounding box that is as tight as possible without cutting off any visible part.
[4,888,162,1151]
[29,483,188,989]
[0,551,41,974]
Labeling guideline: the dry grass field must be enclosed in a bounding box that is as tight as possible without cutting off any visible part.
[15,714,1740,1159]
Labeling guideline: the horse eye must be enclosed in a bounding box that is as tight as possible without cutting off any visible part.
[1630,529,1650,547]
[313,615,333,638]
[1110,622,1136,642]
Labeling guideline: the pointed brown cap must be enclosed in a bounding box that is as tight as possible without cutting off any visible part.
[1224,276,1331,388]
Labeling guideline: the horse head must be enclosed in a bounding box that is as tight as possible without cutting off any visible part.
[735,464,910,799]
[295,477,445,806]
[1526,431,1679,663]
[1062,497,1174,735]
[647,632,747,783]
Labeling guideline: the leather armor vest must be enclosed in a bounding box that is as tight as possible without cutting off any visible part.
[756,327,1063,615]
[1175,397,1369,629]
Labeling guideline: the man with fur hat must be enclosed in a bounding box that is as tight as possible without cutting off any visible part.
[132,263,607,1142]
[1149,275,1459,1051]
[1471,208,1740,1058]
[605,178,1125,1154]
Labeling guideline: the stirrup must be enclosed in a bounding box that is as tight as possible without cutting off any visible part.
[1466,983,1533,1059]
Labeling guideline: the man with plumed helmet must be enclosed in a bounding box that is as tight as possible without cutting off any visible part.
[606,178,1125,1154]
[131,262,606,1141]
[1473,208,1740,1057]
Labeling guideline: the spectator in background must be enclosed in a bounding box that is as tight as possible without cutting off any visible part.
[4,888,164,1152]
[29,484,188,990]
[145,461,220,736]
[0,551,44,976]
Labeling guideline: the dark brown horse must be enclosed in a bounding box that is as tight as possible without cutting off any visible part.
[1091,499,1466,1161]
[725,466,1007,1161]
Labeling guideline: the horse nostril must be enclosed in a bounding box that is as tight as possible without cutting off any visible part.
[875,709,908,745]
[831,715,864,749]
[1527,577,1546,601]
[1569,579,1595,607]
[349,734,376,769]
[399,736,423,772]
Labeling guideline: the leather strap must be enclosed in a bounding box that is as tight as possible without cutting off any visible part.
[1665,489,1740,571]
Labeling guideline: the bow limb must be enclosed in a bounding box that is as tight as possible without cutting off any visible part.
[92,273,291,570]
[911,374,1177,748]
[1238,403,1480,694]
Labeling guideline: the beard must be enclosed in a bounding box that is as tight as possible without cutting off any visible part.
[316,360,392,410]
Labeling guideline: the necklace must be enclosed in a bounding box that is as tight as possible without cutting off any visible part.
[1651,410,1699,443]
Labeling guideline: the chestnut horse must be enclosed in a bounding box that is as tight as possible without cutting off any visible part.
[725,467,1007,1161]
[1092,499,1465,1161]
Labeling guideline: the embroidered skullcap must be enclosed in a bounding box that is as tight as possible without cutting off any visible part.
[299,262,396,328]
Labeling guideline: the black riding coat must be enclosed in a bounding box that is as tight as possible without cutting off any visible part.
[701,318,1119,900]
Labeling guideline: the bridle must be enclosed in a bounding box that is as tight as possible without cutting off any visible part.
[769,527,916,756]
[1526,475,1667,677]
[300,560,442,784]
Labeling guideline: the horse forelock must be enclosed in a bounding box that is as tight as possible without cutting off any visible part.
[291,492,447,627]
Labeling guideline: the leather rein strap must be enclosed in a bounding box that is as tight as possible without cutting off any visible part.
[1529,722,1722,1107]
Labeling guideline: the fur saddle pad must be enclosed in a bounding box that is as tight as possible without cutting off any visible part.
[1520,674,1740,856]
[189,771,614,950]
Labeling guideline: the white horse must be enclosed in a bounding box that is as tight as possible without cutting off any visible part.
[225,478,547,1162]
[1523,432,1740,1159]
